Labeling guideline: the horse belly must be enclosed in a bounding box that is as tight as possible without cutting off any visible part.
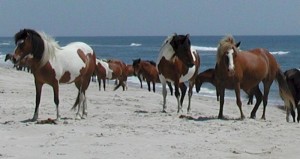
[51,54,86,83]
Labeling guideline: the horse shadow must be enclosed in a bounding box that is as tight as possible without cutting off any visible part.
[179,114,244,121]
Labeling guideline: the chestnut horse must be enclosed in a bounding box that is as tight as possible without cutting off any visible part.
[195,68,254,105]
[157,33,200,113]
[281,68,300,122]
[95,59,128,91]
[132,58,160,92]
[215,35,294,120]
[11,29,96,121]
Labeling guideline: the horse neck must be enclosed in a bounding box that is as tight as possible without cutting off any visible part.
[199,71,215,84]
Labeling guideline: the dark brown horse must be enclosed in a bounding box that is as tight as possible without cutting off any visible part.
[195,68,254,105]
[11,29,96,121]
[157,33,200,113]
[215,35,294,120]
[280,68,300,122]
[95,59,128,91]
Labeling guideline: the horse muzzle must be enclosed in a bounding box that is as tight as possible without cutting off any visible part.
[186,63,194,68]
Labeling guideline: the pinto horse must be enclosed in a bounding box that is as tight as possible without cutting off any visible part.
[157,33,200,113]
[95,59,128,91]
[281,68,300,122]
[195,68,254,105]
[215,35,294,120]
[11,29,96,121]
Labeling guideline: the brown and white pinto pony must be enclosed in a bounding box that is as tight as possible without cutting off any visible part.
[215,35,294,120]
[94,59,128,91]
[195,68,254,105]
[157,33,200,113]
[11,29,96,121]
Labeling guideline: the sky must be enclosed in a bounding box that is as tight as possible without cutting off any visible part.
[0,0,299,37]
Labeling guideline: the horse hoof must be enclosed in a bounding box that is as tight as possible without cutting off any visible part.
[162,110,167,113]
[75,114,82,120]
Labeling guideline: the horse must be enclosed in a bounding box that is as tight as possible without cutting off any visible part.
[5,53,31,72]
[132,58,160,92]
[11,29,96,121]
[157,33,200,113]
[280,68,300,122]
[215,35,294,120]
[195,68,254,105]
[95,59,128,91]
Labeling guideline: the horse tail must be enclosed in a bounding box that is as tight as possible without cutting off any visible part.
[71,92,80,110]
[276,69,296,119]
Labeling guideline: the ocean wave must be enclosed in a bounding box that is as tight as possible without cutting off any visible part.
[270,51,289,55]
[130,43,142,47]
[191,45,217,51]
[0,42,11,46]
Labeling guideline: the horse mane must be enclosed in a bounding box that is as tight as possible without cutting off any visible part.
[38,31,61,67]
[216,35,236,65]
[157,33,177,62]
[14,29,61,67]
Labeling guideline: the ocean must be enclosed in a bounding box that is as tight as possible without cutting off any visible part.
[1,35,299,105]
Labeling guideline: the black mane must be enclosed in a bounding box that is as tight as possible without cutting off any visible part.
[14,29,45,60]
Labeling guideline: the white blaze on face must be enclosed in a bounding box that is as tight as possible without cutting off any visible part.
[227,49,235,71]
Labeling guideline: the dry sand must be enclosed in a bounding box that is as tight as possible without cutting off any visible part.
[1,67,300,159]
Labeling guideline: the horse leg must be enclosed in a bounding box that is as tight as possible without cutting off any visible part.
[147,80,151,92]
[102,78,106,91]
[52,82,61,120]
[138,75,143,88]
[32,81,43,121]
[82,92,88,119]
[153,81,156,93]
[174,83,182,113]
[179,83,187,106]
[218,87,225,119]
[167,81,173,95]
[234,84,245,119]
[261,82,273,120]
[250,86,262,119]
[97,77,101,91]
[160,77,167,113]
[187,81,194,113]
[75,91,85,119]
[297,104,300,122]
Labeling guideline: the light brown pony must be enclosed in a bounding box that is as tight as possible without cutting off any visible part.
[215,35,294,120]
[11,29,96,121]
[157,33,200,113]
[195,68,254,105]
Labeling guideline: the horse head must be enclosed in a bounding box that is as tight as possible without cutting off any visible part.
[132,58,141,76]
[170,34,194,68]
[12,29,44,65]
[217,35,241,77]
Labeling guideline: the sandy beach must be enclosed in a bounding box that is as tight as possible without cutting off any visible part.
[1,66,300,159]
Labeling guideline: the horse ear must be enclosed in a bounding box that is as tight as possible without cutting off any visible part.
[235,41,241,48]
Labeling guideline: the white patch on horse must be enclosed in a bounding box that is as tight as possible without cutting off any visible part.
[227,49,235,71]
[48,42,93,83]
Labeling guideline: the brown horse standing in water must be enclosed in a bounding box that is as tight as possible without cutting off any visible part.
[195,68,254,105]
[11,29,96,121]
[215,35,294,120]
[157,33,200,113]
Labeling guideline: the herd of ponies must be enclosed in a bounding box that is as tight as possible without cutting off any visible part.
[4,28,300,123]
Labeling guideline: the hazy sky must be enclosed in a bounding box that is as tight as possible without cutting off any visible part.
[0,0,299,36]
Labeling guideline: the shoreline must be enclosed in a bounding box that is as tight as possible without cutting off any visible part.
[1,67,300,159]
